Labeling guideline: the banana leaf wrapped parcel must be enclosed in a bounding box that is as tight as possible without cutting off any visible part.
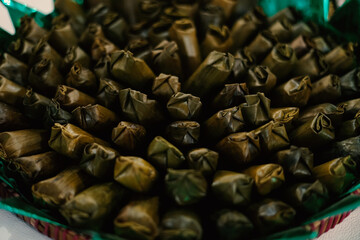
[340,67,360,98]
[54,85,97,112]
[48,123,109,160]
[336,111,360,140]
[312,156,357,195]
[212,83,249,111]
[111,121,147,152]
[159,210,203,240]
[114,197,159,240]
[80,143,119,179]
[240,92,271,127]
[32,167,94,207]
[152,74,181,101]
[167,92,202,121]
[309,74,341,104]
[187,148,218,176]
[0,53,29,87]
[296,103,344,127]
[0,102,30,131]
[0,129,49,159]
[0,75,27,107]
[66,63,98,94]
[114,156,158,193]
[167,121,201,146]
[60,182,126,229]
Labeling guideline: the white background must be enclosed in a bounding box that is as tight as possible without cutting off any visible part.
[1,208,360,240]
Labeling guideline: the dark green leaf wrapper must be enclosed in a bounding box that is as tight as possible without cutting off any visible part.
[152,74,181,101]
[114,156,158,193]
[72,104,119,134]
[246,65,277,94]
[270,107,299,131]
[291,49,328,80]
[165,169,207,206]
[64,46,91,70]
[203,106,246,141]
[11,151,67,183]
[54,85,97,112]
[216,131,261,169]
[336,111,360,140]
[211,170,254,206]
[197,4,225,40]
[91,37,119,62]
[31,167,94,207]
[246,30,278,62]
[243,164,285,195]
[0,75,27,107]
[324,42,356,75]
[151,41,183,79]
[0,102,30,131]
[309,74,341,104]
[271,76,312,108]
[114,197,159,240]
[340,68,360,98]
[296,103,344,127]
[268,19,292,42]
[167,92,202,121]
[66,63,98,94]
[23,89,54,120]
[247,199,296,233]
[119,88,165,125]
[312,156,357,195]
[0,129,49,159]
[43,99,73,129]
[339,98,360,119]
[167,121,200,146]
[80,143,119,179]
[213,209,254,240]
[184,51,235,98]
[0,53,29,87]
[290,113,335,149]
[159,210,202,240]
[283,180,329,214]
[201,25,233,58]
[60,182,126,229]
[187,148,218,176]
[212,83,248,111]
[147,136,186,171]
[111,121,146,152]
[96,78,123,110]
[275,145,314,180]
[48,123,109,160]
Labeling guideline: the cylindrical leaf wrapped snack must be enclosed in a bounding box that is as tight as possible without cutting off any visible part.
[203,106,246,141]
[114,156,158,193]
[66,63,98,94]
[212,83,248,111]
[212,209,254,240]
[64,46,91,70]
[290,113,335,149]
[111,50,155,90]
[119,88,165,125]
[184,51,235,98]
[80,143,119,179]
[275,145,314,180]
[246,30,278,62]
[54,85,97,112]
[165,169,207,206]
[312,156,357,195]
[324,42,356,75]
[60,182,126,229]
[283,180,329,214]
[187,148,218,176]
[247,199,296,233]
[151,41,183,78]
[72,104,119,134]
[309,74,341,104]
[336,111,360,140]
[167,121,200,146]
[12,151,67,183]
[167,92,202,120]
[23,89,54,120]
[159,210,202,240]
[340,67,360,99]
[152,74,181,101]
[271,76,312,107]
[111,121,146,152]
[240,92,271,127]
[268,19,292,42]
[0,102,30,131]
[18,16,48,44]
[201,25,233,58]
[261,43,297,81]
[245,65,277,94]
[48,123,109,160]
[96,78,123,110]
[32,167,94,207]
[291,49,328,80]
[211,170,254,206]
[270,107,299,131]
[147,136,186,171]
[114,197,159,240]
[0,75,27,107]
[243,164,285,195]
[42,99,73,129]
[0,129,49,159]
[296,103,344,127]
[0,53,29,87]
[216,131,261,169]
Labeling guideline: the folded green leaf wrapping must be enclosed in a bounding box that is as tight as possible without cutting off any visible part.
[167,92,202,120]
[48,123,109,160]
[296,103,344,127]
[211,83,248,111]
[0,53,29,87]
[187,148,218,176]
[167,121,200,146]
[152,74,181,101]
[80,143,119,179]
[0,75,27,107]
[66,63,98,94]
[60,182,126,229]
[0,102,30,131]
[246,65,277,94]
[54,85,97,112]
[211,170,254,206]
[114,197,159,240]
[243,164,285,195]
[114,156,158,193]
[147,136,186,171]
[240,92,271,126]
[112,121,147,152]
[165,169,207,206]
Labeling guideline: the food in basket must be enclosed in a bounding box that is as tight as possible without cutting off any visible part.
[0,2,360,239]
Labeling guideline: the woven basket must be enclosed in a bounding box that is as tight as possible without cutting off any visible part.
[0,181,359,240]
